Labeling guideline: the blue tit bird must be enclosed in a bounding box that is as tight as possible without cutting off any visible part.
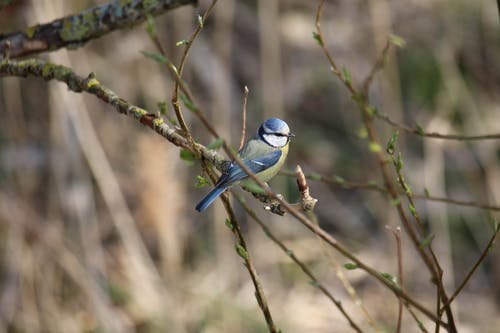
[195,117,294,212]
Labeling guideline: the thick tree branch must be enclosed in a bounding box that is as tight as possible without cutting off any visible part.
[0,0,197,59]
[0,58,223,168]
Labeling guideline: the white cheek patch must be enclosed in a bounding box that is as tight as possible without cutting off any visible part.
[263,134,288,147]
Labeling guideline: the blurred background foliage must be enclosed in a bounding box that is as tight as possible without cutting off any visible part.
[0,0,499,332]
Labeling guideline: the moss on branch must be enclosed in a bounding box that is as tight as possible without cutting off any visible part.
[0,58,224,169]
[0,0,197,59]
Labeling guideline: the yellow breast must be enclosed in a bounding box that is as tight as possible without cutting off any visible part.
[240,143,289,189]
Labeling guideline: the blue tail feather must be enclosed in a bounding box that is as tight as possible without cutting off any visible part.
[195,185,227,212]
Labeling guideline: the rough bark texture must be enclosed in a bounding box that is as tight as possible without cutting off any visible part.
[0,0,197,59]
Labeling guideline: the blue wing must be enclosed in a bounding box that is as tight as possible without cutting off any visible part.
[195,150,282,212]
[217,149,282,187]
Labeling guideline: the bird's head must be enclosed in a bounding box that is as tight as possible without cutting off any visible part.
[258,118,294,148]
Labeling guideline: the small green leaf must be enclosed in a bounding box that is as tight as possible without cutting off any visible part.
[157,101,167,114]
[344,262,359,270]
[403,181,412,195]
[416,318,426,332]
[386,131,399,155]
[408,203,417,217]
[195,175,209,188]
[357,126,368,139]
[342,66,352,85]
[263,228,272,239]
[309,280,320,288]
[416,124,425,136]
[225,218,234,230]
[176,39,188,47]
[365,105,377,116]
[286,249,294,257]
[369,141,382,153]
[395,152,404,172]
[333,175,345,184]
[236,244,249,260]
[381,272,398,284]
[141,50,167,64]
[197,15,204,28]
[309,172,322,181]
[312,32,322,45]
[390,197,401,206]
[180,149,195,165]
[389,34,406,48]
[424,188,430,197]
[419,234,435,248]
[207,138,225,150]
[168,63,178,75]
[145,14,156,38]
[352,92,365,106]
[180,93,197,112]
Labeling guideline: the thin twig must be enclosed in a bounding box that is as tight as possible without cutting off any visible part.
[375,110,500,141]
[363,38,392,94]
[315,229,381,331]
[204,167,279,333]
[435,285,442,333]
[239,85,249,151]
[390,151,453,330]
[441,224,500,311]
[406,306,430,333]
[414,194,500,211]
[386,226,403,333]
[221,197,279,333]
[222,141,447,327]
[235,195,363,333]
[314,0,355,94]
[279,169,500,211]
[314,1,456,331]
[164,57,221,138]
[316,0,499,142]
[172,0,219,146]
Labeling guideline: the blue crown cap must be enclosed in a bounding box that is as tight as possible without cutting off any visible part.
[261,117,290,134]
